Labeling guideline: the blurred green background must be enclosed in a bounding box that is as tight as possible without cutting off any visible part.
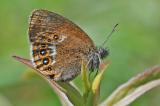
[0,0,160,106]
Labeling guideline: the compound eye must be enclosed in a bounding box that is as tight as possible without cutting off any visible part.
[43,58,50,65]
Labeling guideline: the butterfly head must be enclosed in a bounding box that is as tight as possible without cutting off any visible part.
[96,47,109,59]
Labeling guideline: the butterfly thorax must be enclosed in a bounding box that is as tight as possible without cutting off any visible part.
[87,47,108,71]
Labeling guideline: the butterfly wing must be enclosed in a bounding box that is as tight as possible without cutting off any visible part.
[29,9,96,81]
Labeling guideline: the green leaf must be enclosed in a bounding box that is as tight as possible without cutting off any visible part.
[100,65,160,106]
[114,79,160,106]
[81,61,109,106]
[91,62,109,106]
[13,56,83,106]
[81,61,91,100]
[92,63,109,94]
[58,82,84,106]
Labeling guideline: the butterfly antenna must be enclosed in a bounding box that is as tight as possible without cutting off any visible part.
[101,23,119,47]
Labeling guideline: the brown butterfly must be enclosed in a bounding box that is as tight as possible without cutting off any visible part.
[29,9,110,81]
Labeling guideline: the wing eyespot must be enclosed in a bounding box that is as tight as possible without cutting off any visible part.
[48,66,52,71]
[43,58,50,65]
[53,34,59,40]
[47,39,51,42]
[40,49,47,56]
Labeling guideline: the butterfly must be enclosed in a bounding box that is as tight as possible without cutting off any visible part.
[29,9,111,81]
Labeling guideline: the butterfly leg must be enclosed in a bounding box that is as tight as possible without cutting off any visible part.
[87,53,101,71]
